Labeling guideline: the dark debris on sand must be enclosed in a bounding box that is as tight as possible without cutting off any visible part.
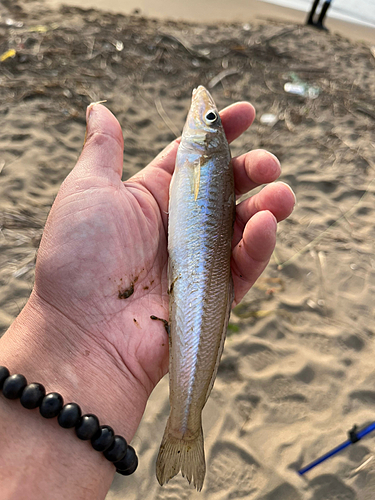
[0,0,374,120]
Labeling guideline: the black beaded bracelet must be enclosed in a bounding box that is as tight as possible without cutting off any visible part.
[0,365,138,476]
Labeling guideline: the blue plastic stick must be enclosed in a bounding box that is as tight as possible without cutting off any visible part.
[356,422,375,439]
[298,422,375,475]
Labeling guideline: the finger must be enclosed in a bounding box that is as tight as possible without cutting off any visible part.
[233,182,296,247]
[72,103,124,183]
[129,139,179,187]
[231,210,277,306]
[221,101,255,144]
[126,140,179,225]
[233,149,281,197]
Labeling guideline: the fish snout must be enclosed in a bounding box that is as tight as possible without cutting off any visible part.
[186,86,221,134]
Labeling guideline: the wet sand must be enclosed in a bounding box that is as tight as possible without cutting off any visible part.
[1,0,375,499]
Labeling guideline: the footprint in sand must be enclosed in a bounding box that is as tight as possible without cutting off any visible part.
[154,474,195,500]
[259,482,302,500]
[308,474,356,500]
[233,341,279,372]
[206,441,266,498]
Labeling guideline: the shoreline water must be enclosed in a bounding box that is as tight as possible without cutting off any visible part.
[47,0,375,44]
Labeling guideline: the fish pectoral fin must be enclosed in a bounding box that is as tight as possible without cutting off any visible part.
[156,419,206,491]
[193,161,201,201]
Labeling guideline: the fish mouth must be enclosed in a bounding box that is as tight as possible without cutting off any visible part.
[191,86,217,111]
[192,85,207,97]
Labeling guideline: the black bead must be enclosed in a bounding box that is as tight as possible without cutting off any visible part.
[20,383,46,409]
[91,425,114,452]
[0,366,10,389]
[75,414,100,440]
[114,445,138,475]
[39,392,64,418]
[58,403,82,428]
[2,374,27,399]
[103,435,128,462]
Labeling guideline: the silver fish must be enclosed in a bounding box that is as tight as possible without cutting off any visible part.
[156,86,235,491]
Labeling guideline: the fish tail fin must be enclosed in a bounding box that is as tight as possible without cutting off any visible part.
[156,419,206,491]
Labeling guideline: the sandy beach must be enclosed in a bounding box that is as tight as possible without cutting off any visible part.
[46,0,375,45]
[1,0,375,499]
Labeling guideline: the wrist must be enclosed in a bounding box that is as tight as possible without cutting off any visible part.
[0,290,148,441]
[0,291,146,498]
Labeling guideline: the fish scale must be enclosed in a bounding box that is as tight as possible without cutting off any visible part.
[156,86,235,491]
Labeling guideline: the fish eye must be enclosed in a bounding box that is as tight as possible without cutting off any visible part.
[205,110,218,124]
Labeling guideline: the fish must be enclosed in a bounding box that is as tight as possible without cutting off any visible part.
[156,86,235,491]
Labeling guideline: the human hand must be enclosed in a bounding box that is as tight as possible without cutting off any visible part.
[34,102,294,396]
[3,102,295,440]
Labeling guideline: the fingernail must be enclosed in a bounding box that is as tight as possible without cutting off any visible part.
[278,181,297,205]
[86,103,94,124]
[269,152,281,167]
[83,105,93,146]
[87,100,107,119]
[270,211,278,231]
[84,100,107,145]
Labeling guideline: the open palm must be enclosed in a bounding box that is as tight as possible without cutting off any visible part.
[32,103,294,398]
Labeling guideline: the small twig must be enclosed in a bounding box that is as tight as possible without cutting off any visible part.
[154,97,180,139]
[348,455,374,478]
[156,33,210,60]
[208,68,240,89]
[260,26,300,44]
[356,106,375,120]
[85,37,96,60]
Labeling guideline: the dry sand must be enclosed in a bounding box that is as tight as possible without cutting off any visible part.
[1,0,375,499]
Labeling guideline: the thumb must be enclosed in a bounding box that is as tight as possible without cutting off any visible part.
[73,103,124,183]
